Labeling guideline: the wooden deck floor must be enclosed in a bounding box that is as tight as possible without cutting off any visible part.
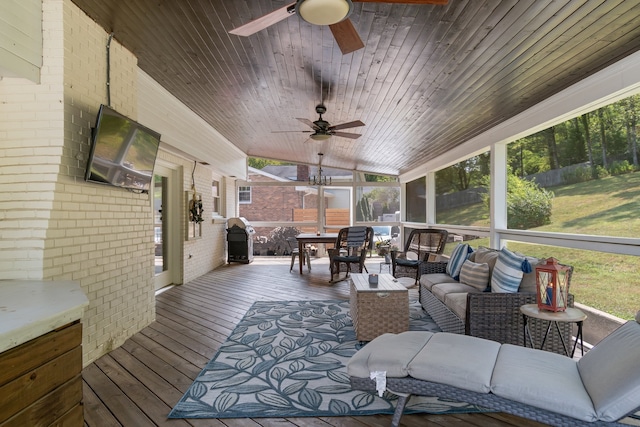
[82,257,547,427]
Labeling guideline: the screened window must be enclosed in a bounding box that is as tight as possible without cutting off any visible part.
[435,152,490,227]
[505,94,640,236]
[405,177,426,222]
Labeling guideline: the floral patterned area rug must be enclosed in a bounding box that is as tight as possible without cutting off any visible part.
[168,299,489,419]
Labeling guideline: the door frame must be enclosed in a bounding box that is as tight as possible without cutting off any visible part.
[153,161,183,290]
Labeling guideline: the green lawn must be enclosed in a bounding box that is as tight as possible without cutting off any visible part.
[437,172,640,320]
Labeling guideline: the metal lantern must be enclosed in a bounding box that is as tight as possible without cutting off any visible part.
[536,257,571,312]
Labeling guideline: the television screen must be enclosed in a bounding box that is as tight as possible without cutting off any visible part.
[85,105,161,192]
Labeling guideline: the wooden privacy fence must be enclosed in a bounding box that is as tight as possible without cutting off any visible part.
[293,208,350,233]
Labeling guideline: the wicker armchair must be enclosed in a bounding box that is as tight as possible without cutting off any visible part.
[391,228,448,284]
[329,227,374,282]
[418,260,575,355]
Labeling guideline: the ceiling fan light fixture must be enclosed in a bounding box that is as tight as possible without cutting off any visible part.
[296,0,353,26]
[310,132,332,141]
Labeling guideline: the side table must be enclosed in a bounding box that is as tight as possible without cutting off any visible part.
[350,273,409,342]
[520,304,587,358]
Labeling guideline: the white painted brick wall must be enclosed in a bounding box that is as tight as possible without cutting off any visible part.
[0,0,239,366]
[0,0,64,279]
[59,0,154,365]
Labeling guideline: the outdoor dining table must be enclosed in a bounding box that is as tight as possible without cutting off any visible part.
[295,233,338,274]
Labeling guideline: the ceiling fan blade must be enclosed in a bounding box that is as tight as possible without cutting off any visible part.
[296,118,317,129]
[229,2,296,37]
[329,19,364,54]
[353,0,448,4]
[272,130,312,133]
[332,131,362,139]
[329,120,365,131]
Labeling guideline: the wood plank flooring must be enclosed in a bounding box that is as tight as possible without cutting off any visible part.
[82,257,547,427]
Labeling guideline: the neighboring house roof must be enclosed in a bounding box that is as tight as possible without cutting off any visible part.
[247,166,290,182]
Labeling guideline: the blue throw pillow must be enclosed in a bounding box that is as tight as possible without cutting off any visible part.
[491,247,532,293]
[446,243,472,280]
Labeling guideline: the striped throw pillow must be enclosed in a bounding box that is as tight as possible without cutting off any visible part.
[446,243,472,280]
[459,260,490,291]
[490,247,532,293]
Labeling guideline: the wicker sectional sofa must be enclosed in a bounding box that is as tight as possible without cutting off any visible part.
[418,246,574,355]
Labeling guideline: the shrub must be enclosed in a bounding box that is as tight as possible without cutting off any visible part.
[608,160,634,176]
[563,165,593,184]
[507,175,554,229]
[595,165,610,178]
[483,174,553,229]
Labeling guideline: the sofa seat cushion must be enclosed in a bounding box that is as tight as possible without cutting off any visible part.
[408,332,500,393]
[431,282,481,303]
[578,321,640,422]
[491,344,597,422]
[346,331,433,378]
[420,273,459,291]
[443,292,468,320]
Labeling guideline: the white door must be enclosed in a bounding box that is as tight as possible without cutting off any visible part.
[153,163,181,291]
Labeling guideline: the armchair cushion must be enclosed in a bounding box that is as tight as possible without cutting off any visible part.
[395,258,419,267]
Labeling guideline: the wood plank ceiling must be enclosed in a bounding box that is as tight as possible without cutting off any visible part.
[69,0,640,176]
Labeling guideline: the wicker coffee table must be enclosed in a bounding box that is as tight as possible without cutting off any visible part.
[350,273,409,342]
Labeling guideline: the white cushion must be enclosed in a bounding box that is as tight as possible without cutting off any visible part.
[408,332,500,393]
[459,260,490,291]
[490,247,531,293]
[578,321,640,422]
[491,344,597,422]
[445,243,471,280]
[346,331,433,378]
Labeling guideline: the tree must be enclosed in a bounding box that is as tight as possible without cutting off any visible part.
[597,108,609,169]
[542,126,560,169]
[435,153,490,195]
[580,112,596,177]
[622,95,639,168]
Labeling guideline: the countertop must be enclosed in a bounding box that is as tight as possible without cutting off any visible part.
[0,280,89,353]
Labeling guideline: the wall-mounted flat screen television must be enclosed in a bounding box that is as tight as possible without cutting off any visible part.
[85,104,161,192]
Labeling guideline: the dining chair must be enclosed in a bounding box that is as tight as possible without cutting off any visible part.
[329,226,374,282]
[287,237,311,272]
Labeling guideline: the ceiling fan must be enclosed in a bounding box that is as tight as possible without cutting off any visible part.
[275,104,365,140]
[229,0,449,54]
